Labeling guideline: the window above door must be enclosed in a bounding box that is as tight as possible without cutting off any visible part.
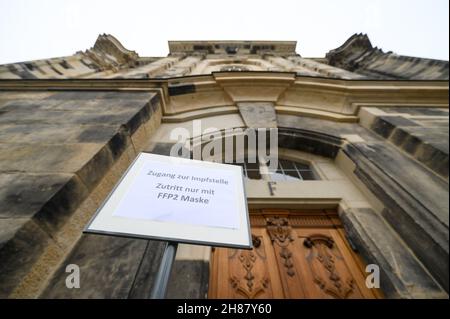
[229,157,318,181]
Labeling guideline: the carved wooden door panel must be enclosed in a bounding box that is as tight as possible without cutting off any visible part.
[208,210,382,299]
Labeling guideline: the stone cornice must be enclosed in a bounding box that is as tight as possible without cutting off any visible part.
[0,73,448,118]
[1,72,447,89]
[325,33,449,80]
[168,40,297,55]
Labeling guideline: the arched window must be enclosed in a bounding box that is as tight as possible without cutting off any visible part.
[270,159,317,181]
[229,158,317,181]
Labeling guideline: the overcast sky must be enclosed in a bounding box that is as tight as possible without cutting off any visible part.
[0,0,448,64]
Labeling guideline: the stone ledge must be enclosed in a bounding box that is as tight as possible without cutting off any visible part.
[344,142,449,293]
[340,207,448,298]
[0,90,162,297]
[276,105,359,122]
[368,112,449,180]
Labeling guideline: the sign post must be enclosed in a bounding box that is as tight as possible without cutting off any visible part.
[150,241,178,299]
[84,152,252,298]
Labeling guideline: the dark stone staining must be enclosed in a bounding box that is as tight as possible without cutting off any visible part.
[147,142,192,159]
[44,91,154,101]
[80,58,101,71]
[59,60,72,69]
[76,125,122,143]
[106,127,133,161]
[24,63,35,71]
[278,128,342,158]
[345,142,448,225]
[75,146,115,192]
[416,143,449,179]
[344,142,449,292]
[369,111,449,179]
[0,99,61,112]
[127,240,166,298]
[340,208,447,298]
[0,91,162,297]
[168,84,196,96]
[402,135,421,155]
[7,64,37,79]
[383,116,419,127]
[45,91,102,100]
[20,62,47,76]
[0,218,52,298]
[192,45,214,54]
[225,46,238,55]
[277,115,379,159]
[326,33,449,80]
[383,107,448,116]
[40,236,168,299]
[166,260,209,299]
[125,101,153,135]
[149,94,160,113]
[278,114,379,141]
[371,116,418,139]
[148,142,176,156]
[0,143,103,173]
[33,175,90,235]
[389,127,409,147]
[101,92,156,100]
[46,61,64,76]
[250,45,275,54]
[38,94,158,131]
[40,235,156,298]
[40,93,159,136]
[0,173,74,219]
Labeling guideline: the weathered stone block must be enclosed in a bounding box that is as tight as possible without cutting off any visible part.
[344,142,449,292]
[0,218,53,298]
[237,102,277,128]
[340,207,448,298]
[0,143,106,173]
[33,175,90,235]
[167,260,209,299]
[371,116,417,139]
[0,173,75,219]
[40,234,149,298]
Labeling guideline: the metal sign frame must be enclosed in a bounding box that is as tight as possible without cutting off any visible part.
[83,152,252,250]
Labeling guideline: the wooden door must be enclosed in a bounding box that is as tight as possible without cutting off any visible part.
[208,210,382,299]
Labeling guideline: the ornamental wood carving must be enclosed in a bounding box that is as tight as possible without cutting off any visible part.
[303,234,355,298]
[209,211,382,299]
[228,234,270,298]
[266,217,295,277]
[266,217,293,246]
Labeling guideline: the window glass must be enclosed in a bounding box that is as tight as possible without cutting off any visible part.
[228,157,316,181]
[245,162,261,180]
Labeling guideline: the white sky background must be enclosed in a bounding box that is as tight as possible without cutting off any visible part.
[0,0,448,64]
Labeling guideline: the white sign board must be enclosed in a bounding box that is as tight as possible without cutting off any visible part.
[84,152,252,249]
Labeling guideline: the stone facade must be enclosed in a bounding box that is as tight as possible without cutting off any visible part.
[0,34,448,299]
[2,33,447,80]
[326,33,449,80]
